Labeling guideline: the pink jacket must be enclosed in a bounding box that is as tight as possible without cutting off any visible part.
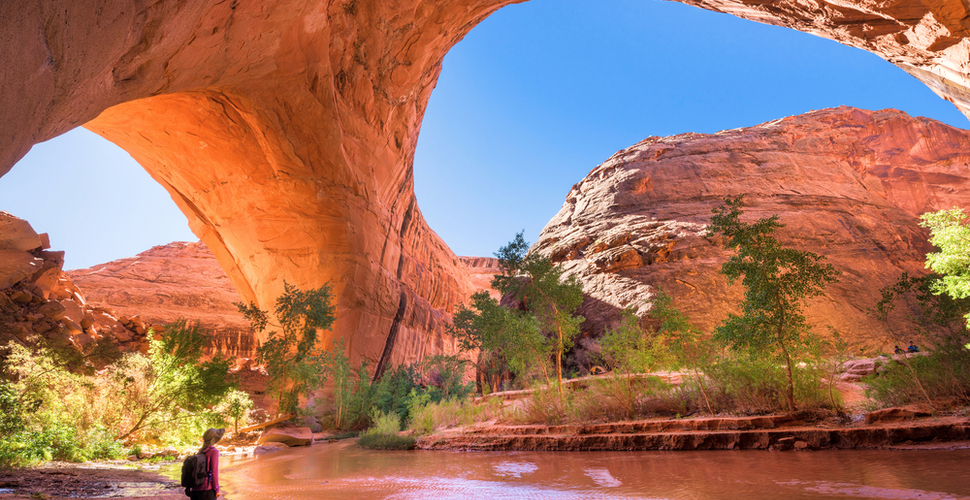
[190,446,220,493]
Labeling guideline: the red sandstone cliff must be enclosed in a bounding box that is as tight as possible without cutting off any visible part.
[4,0,970,367]
[66,242,254,359]
[533,107,970,349]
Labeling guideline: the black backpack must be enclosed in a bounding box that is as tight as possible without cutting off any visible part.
[180,451,210,489]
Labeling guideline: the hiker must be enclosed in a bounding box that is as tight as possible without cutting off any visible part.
[187,427,224,499]
[894,345,904,355]
[907,341,919,353]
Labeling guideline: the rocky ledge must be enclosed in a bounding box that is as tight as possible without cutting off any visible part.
[418,412,970,452]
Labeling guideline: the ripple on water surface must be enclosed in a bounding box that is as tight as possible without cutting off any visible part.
[219,441,970,500]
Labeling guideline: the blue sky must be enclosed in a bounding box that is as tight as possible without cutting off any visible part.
[2,0,967,270]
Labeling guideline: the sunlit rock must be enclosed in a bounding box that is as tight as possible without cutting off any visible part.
[534,107,970,348]
[3,1,970,367]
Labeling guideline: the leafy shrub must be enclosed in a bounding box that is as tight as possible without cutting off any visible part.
[704,356,831,415]
[865,344,970,407]
[600,310,670,374]
[357,411,415,450]
[356,432,416,450]
[373,364,419,426]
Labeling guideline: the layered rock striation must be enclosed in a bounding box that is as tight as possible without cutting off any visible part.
[533,107,970,348]
[4,1,970,366]
[67,241,255,359]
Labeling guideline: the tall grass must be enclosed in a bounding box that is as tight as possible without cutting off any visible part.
[408,397,506,435]
[865,342,970,407]
[358,411,415,450]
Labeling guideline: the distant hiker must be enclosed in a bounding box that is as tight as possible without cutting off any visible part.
[907,341,919,353]
[894,346,904,355]
[186,427,224,499]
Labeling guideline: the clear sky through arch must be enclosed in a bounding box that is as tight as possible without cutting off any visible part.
[1,0,967,270]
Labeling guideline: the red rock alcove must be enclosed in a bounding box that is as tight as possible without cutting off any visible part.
[3,0,970,368]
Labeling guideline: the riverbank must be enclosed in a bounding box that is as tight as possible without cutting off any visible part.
[417,411,970,452]
[0,462,183,500]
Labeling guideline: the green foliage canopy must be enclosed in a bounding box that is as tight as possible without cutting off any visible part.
[920,208,970,327]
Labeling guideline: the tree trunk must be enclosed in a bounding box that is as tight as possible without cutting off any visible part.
[783,348,797,414]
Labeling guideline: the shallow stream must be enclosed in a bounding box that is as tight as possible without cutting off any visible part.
[218,441,970,499]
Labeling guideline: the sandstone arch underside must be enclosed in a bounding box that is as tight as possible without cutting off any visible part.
[3,0,970,368]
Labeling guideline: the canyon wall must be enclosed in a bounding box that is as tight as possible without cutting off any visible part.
[533,106,970,349]
[67,242,255,359]
[3,1,970,365]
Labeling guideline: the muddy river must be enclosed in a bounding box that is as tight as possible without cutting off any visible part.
[216,441,970,499]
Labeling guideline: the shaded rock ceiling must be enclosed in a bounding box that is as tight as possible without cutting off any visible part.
[2,0,969,366]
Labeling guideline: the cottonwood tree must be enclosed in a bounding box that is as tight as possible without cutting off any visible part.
[920,208,970,329]
[708,195,838,413]
[237,282,336,415]
[492,232,585,396]
[449,290,548,392]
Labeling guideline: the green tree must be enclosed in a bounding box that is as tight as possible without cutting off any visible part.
[238,282,337,415]
[216,389,255,435]
[708,195,838,413]
[110,320,236,441]
[920,208,970,328]
[599,309,669,374]
[449,290,549,392]
[492,232,585,395]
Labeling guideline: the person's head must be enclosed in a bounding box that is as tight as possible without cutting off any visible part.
[202,428,225,449]
[910,341,916,345]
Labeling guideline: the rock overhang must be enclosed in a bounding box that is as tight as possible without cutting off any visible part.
[2,0,970,366]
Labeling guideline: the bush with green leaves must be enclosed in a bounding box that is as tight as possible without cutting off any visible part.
[865,344,970,407]
[357,410,415,450]
[0,318,246,466]
[600,309,670,374]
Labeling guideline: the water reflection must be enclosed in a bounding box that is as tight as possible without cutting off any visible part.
[220,441,970,499]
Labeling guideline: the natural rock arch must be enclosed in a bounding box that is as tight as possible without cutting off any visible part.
[2,0,969,368]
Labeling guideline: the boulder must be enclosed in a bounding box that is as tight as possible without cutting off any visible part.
[253,442,289,455]
[0,212,41,251]
[257,427,313,447]
[864,407,932,425]
[0,249,43,290]
[58,299,85,324]
[37,301,67,320]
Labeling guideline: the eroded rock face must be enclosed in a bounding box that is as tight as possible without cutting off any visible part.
[67,241,255,359]
[533,107,970,348]
[0,212,146,354]
[4,1,970,366]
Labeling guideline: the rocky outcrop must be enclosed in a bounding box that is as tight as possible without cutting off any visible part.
[0,212,146,354]
[534,107,970,348]
[4,1,970,368]
[256,426,313,447]
[418,414,970,451]
[67,241,254,359]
